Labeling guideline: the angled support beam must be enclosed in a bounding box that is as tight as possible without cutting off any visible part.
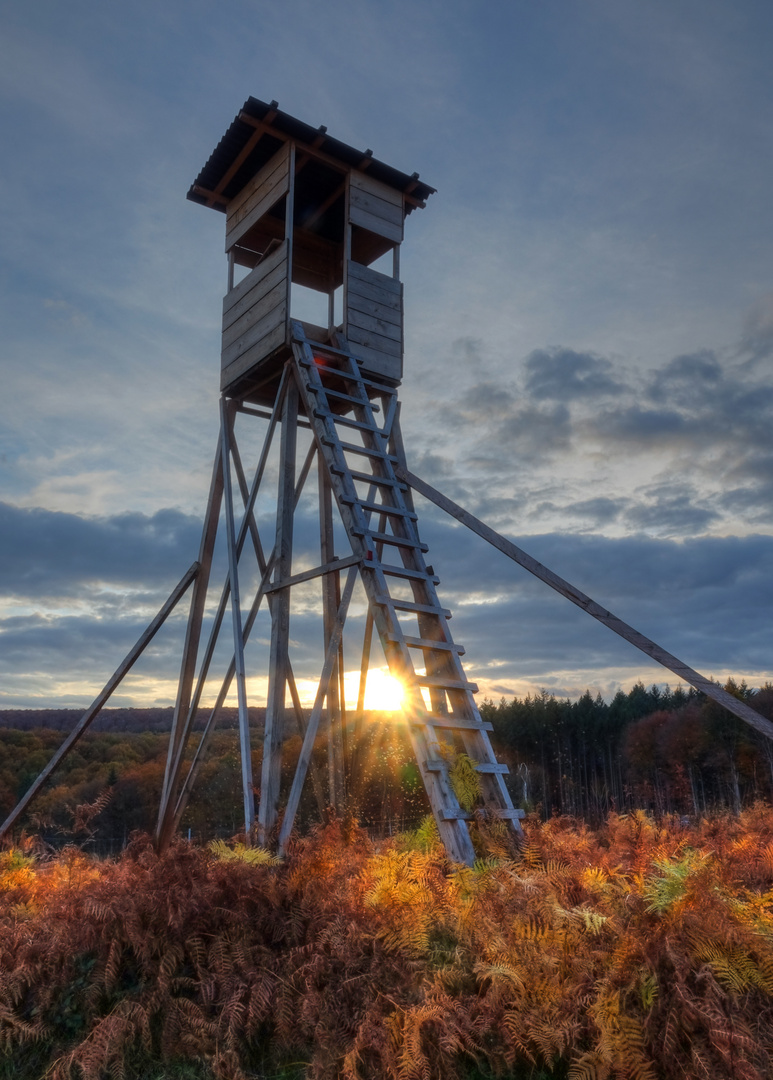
[157,436,224,837]
[1,562,199,841]
[278,565,358,854]
[400,468,773,743]
[221,398,256,839]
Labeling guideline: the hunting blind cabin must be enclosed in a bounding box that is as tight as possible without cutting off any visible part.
[4,99,773,864]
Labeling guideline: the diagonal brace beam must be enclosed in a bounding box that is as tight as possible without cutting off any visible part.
[400,467,773,743]
[1,562,199,840]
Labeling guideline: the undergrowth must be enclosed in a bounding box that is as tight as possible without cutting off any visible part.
[3,806,773,1078]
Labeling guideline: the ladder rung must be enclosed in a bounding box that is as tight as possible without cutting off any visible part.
[442,808,525,821]
[344,499,417,520]
[354,530,427,552]
[337,468,404,488]
[377,563,439,583]
[373,595,451,618]
[387,633,463,654]
[314,410,385,436]
[409,715,493,732]
[425,759,509,775]
[324,437,398,462]
[293,335,363,362]
[414,674,478,693]
[308,385,379,412]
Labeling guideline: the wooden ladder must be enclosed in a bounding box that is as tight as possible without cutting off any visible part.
[290,321,523,864]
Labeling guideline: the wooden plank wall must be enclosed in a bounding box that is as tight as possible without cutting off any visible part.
[221,240,289,388]
[346,260,403,381]
[348,171,404,243]
[225,141,291,252]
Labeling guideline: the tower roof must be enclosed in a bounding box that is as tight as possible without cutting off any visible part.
[188,97,437,214]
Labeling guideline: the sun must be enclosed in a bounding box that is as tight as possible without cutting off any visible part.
[345,668,405,712]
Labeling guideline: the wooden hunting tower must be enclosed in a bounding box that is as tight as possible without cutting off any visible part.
[189,98,435,405]
[10,96,766,866]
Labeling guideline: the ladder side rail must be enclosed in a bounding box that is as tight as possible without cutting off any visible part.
[291,334,477,863]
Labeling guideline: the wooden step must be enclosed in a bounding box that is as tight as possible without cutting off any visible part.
[425,759,509,774]
[373,595,451,618]
[343,498,417,519]
[374,562,438,583]
[354,530,428,552]
[408,714,493,732]
[387,633,463,654]
[414,674,478,693]
[308,384,379,411]
[314,410,386,436]
[323,437,398,462]
[335,467,405,489]
[442,808,525,821]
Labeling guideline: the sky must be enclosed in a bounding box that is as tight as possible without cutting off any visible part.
[1,0,772,711]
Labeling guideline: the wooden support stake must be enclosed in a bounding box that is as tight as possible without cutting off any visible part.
[221,398,256,840]
[1,563,198,841]
[278,565,358,854]
[157,440,223,842]
[401,468,773,742]
[259,373,299,842]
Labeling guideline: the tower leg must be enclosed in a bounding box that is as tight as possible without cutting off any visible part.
[259,374,299,842]
[220,399,256,840]
[319,456,345,808]
[156,436,223,850]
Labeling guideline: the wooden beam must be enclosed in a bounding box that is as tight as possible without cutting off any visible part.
[221,399,256,840]
[259,377,299,842]
[263,553,361,593]
[401,468,773,743]
[278,565,358,854]
[1,562,199,841]
[156,438,224,845]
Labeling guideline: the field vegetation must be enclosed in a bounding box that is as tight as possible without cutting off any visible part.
[3,807,773,1078]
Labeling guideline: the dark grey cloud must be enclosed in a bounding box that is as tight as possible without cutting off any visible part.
[0,502,202,597]
[625,483,720,536]
[646,350,722,405]
[524,347,625,402]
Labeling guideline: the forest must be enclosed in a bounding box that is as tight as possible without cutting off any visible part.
[1,680,772,847]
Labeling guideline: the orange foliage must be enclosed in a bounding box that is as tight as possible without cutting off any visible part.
[3,808,773,1078]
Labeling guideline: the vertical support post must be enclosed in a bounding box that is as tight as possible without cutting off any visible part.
[259,371,299,842]
[319,457,345,808]
[221,398,256,840]
[156,435,223,848]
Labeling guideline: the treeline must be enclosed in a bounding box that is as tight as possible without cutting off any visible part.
[2,682,773,848]
[483,680,773,821]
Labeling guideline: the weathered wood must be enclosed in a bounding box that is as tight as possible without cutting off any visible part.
[223,242,288,327]
[2,562,198,841]
[347,321,402,358]
[319,458,345,808]
[221,299,287,369]
[402,468,773,743]
[263,553,361,593]
[349,169,404,208]
[277,566,358,854]
[226,143,290,250]
[349,205,403,244]
[156,439,224,847]
[220,400,256,840]
[347,306,402,343]
[221,323,287,390]
[347,258,402,296]
[259,376,299,842]
[348,288,402,321]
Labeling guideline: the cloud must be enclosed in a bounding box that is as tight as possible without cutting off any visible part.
[0,502,202,598]
[524,347,625,401]
[741,291,773,362]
